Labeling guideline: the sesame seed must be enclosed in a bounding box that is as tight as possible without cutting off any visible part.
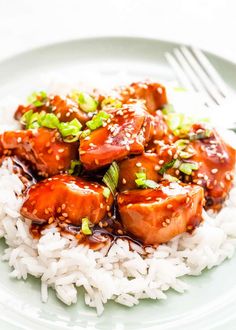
[80,151,86,155]
[220,182,225,188]
[158,160,164,165]
[95,159,99,165]
[122,178,127,184]
[226,173,231,181]
[165,218,171,224]
[197,180,203,185]
[56,155,60,161]
[146,197,152,200]
[48,217,54,224]
[58,148,64,153]
[17,137,22,143]
[125,145,131,151]
[167,204,173,209]
[211,168,218,174]
[186,197,190,204]
[100,203,104,209]
[136,162,142,167]
[162,221,167,227]
[32,209,37,215]
[57,207,61,213]
[61,204,66,210]
[117,229,124,235]
[154,165,160,171]
[62,212,68,217]
[167,149,173,157]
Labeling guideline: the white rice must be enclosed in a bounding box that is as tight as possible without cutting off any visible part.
[0,83,236,315]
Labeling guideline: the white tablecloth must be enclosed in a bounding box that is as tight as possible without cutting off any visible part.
[0,0,235,63]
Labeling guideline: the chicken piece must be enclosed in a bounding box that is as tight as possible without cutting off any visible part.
[80,102,155,170]
[189,127,236,211]
[0,128,78,177]
[15,95,91,127]
[154,125,236,211]
[118,182,204,245]
[21,174,114,226]
[120,81,168,113]
[118,153,161,191]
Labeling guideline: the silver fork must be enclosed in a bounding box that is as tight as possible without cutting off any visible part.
[165,46,236,131]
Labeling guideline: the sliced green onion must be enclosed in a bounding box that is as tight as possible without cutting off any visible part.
[20,110,34,127]
[101,97,122,109]
[174,139,189,150]
[103,187,111,199]
[78,92,98,112]
[38,113,60,129]
[68,160,82,175]
[102,162,119,196]
[163,173,180,182]
[135,172,159,189]
[86,111,111,131]
[58,118,82,142]
[70,90,98,112]
[179,162,199,175]
[80,129,91,139]
[162,104,175,115]
[159,159,176,175]
[28,112,40,129]
[27,91,48,107]
[189,129,212,141]
[81,217,92,235]
[178,150,194,159]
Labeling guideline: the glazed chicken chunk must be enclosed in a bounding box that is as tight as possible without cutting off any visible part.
[15,94,92,127]
[0,128,78,177]
[118,182,204,245]
[79,102,155,170]
[120,81,168,113]
[21,174,114,226]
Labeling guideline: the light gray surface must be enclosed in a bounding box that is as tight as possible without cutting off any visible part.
[0,0,236,63]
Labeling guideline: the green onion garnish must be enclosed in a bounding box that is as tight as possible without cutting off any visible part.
[102,162,119,196]
[68,160,82,175]
[189,129,212,141]
[101,97,122,109]
[80,129,91,139]
[179,162,199,175]
[135,172,159,189]
[58,118,82,142]
[159,159,176,175]
[70,90,98,113]
[103,187,111,199]
[38,113,60,129]
[174,139,189,150]
[162,104,175,115]
[163,173,180,182]
[27,91,48,107]
[81,217,92,235]
[78,92,98,112]
[86,111,111,131]
[20,110,82,143]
